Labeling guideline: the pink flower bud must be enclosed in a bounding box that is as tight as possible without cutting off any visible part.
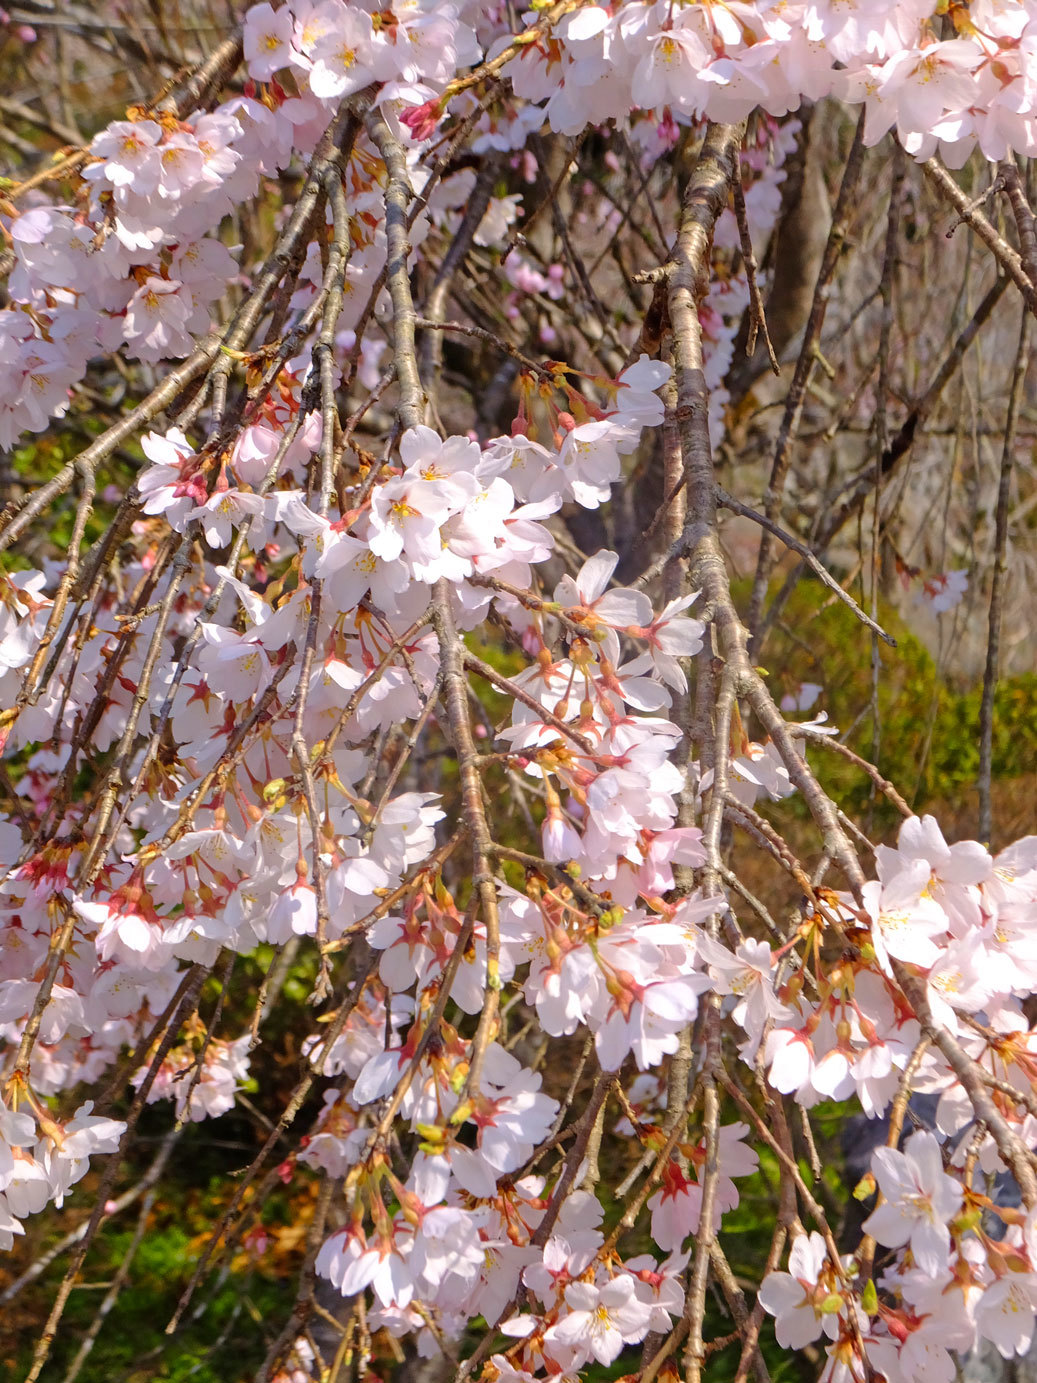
[400,99,441,143]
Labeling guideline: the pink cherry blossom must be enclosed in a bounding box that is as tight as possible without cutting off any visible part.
[863,1131,963,1275]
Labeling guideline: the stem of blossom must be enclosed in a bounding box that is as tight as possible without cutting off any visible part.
[467,572,606,645]
[661,123,846,1378]
[462,647,595,753]
[317,168,353,515]
[292,595,331,994]
[321,832,463,956]
[492,843,606,917]
[639,1315,691,1383]
[156,34,244,118]
[338,89,502,401]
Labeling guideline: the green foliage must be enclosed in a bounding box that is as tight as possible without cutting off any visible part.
[3,424,139,574]
[766,578,1037,829]
[1,1153,295,1383]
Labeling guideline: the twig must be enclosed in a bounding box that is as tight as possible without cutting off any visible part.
[977,308,1029,843]
[732,154,779,374]
[746,112,867,649]
[715,487,895,645]
[924,156,1037,314]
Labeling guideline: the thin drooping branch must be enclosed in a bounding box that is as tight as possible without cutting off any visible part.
[5,13,1037,1383]
[433,581,502,1099]
[756,272,1010,652]
[0,1127,180,1307]
[977,308,1029,843]
[666,120,866,900]
[746,112,867,649]
[0,340,218,558]
[715,487,895,645]
[924,156,1037,311]
[419,152,502,412]
[732,154,779,374]
[662,119,818,1383]
[867,143,905,800]
[892,964,1037,1208]
[23,964,208,1383]
[999,158,1037,288]
[367,108,424,430]
[370,113,502,1098]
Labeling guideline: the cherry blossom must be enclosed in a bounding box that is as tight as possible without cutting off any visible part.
[863,1130,963,1275]
[758,1232,835,1349]
[3,4,1037,1379]
[545,1275,654,1365]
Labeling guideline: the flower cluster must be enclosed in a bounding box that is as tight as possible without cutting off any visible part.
[1,4,1037,1383]
[508,0,1037,165]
